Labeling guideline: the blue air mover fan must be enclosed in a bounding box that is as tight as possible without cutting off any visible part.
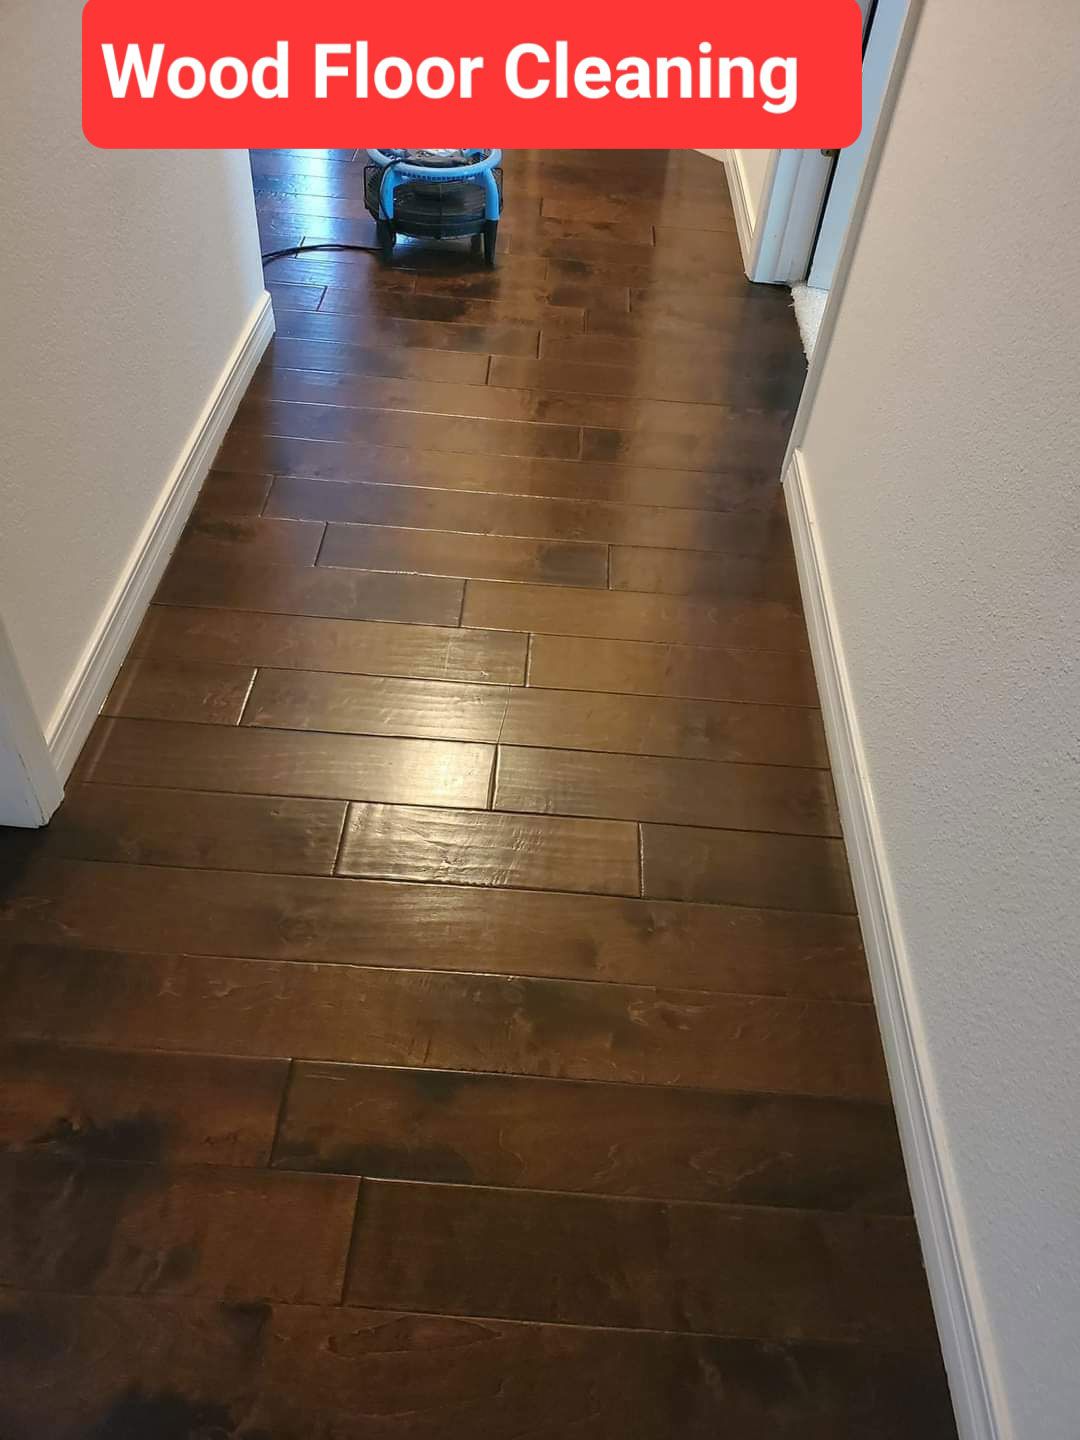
[364,149,503,265]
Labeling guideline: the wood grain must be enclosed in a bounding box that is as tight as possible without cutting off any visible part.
[275,306,541,355]
[344,1179,932,1346]
[336,803,641,896]
[219,431,774,512]
[234,396,583,461]
[527,632,819,706]
[103,655,255,725]
[494,745,840,835]
[0,947,889,1098]
[191,470,271,518]
[643,824,857,914]
[275,1061,911,1211]
[0,1290,960,1440]
[0,1153,356,1304]
[499,686,828,767]
[157,555,465,626]
[318,521,609,588]
[82,718,495,808]
[40,784,347,875]
[174,515,325,567]
[137,606,527,685]
[245,669,511,743]
[265,334,489,383]
[3,863,871,999]
[268,474,791,554]
[491,349,806,410]
[611,545,803,600]
[0,1041,287,1167]
[464,581,808,651]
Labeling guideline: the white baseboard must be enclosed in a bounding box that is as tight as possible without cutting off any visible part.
[721,149,757,276]
[784,448,1006,1440]
[46,290,275,780]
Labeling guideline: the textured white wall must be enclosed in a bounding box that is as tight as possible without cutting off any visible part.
[796,4,1080,1436]
[0,1,264,733]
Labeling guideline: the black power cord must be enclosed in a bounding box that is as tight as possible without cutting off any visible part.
[261,242,379,265]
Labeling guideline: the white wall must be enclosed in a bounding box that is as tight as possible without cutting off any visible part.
[793,3,1080,1436]
[0,1,265,747]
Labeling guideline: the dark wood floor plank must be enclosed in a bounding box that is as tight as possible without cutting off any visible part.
[494,745,840,835]
[506,211,656,248]
[175,515,325,567]
[581,415,790,474]
[316,285,585,336]
[245,670,511,743]
[234,396,582,462]
[490,351,805,410]
[319,521,609,588]
[266,334,489,383]
[1,863,870,1000]
[0,1041,287,1167]
[218,432,775,513]
[81,719,494,809]
[542,194,739,234]
[0,1153,356,1304]
[275,1061,910,1212]
[268,475,791,556]
[157,555,465,626]
[499,687,828,768]
[36,784,346,876]
[103,655,255,725]
[137,606,527,685]
[275,307,541,356]
[0,947,889,1099]
[0,1290,959,1440]
[542,327,797,371]
[253,367,790,444]
[465,580,808,652]
[584,294,796,344]
[266,280,325,312]
[344,1180,932,1347]
[256,194,379,225]
[527,632,820,706]
[336,803,640,897]
[410,275,625,312]
[643,824,856,915]
[612,544,802,601]
[250,151,359,181]
[265,255,419,292]
[191,470,272,518]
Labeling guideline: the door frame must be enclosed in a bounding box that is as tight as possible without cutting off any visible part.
[726,0,910,288]
[0,616,63,828]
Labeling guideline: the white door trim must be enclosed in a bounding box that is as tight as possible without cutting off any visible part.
[747,148,836,284]
[0,616,63,828]
[786,0,926,471]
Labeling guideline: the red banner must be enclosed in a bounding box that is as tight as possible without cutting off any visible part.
[82,0,862,150]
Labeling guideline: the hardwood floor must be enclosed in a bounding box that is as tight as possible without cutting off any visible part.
[0,149,956,1438]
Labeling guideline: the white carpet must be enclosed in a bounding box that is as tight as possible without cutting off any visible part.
[791,284,829,358]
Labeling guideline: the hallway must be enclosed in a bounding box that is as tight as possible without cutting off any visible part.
[0,149,955,1436]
